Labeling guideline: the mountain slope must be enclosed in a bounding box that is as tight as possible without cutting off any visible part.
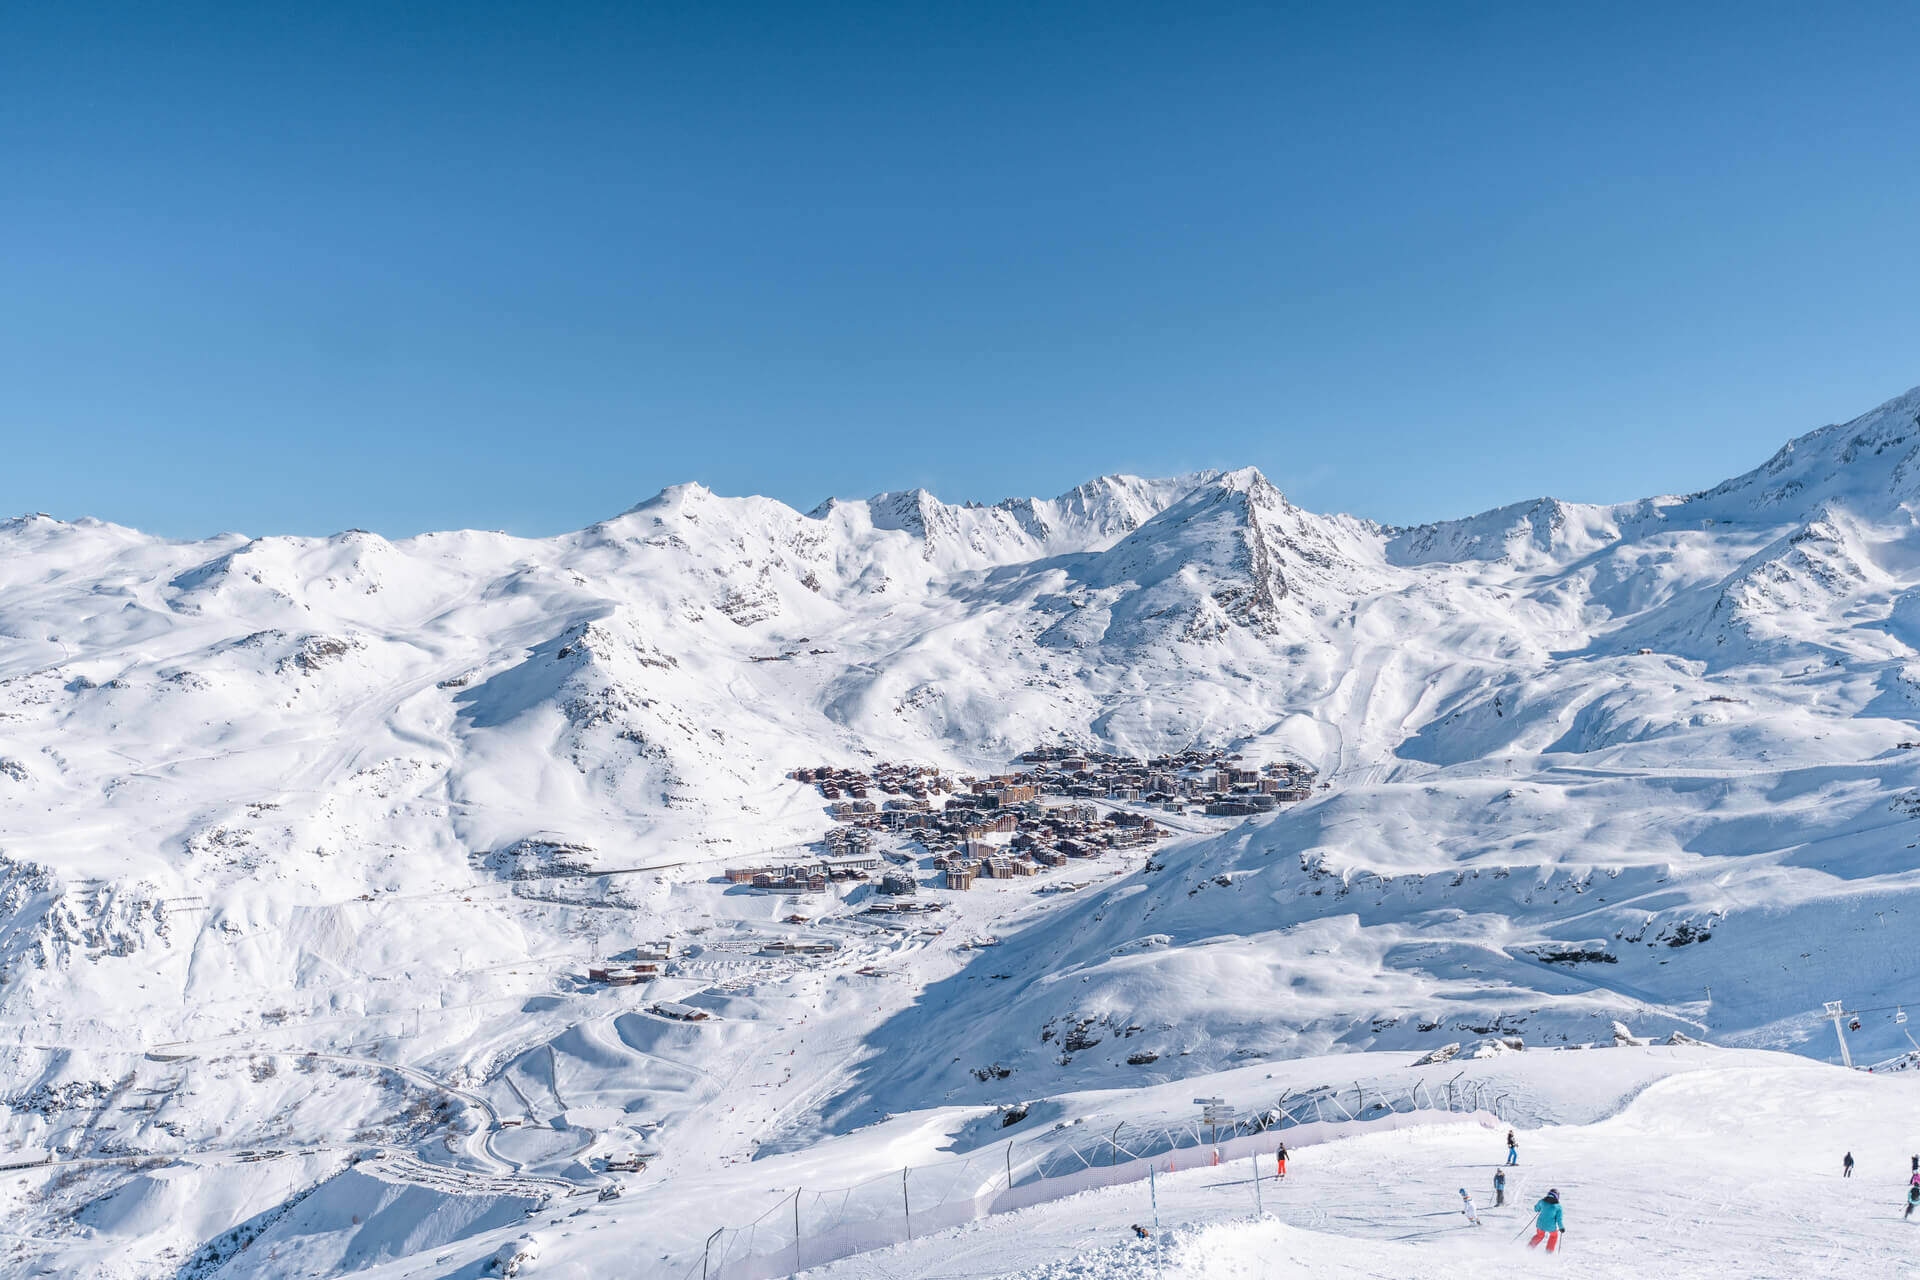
[8,390,1920,1276]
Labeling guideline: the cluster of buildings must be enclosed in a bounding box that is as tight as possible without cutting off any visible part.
[879,785,1163,890]
[1012,746,1316,812]
[722,853,883,892]
[766,747,1318,897]
[584,941,674,986]
[793,762,957,803]
[793,750,1283,894]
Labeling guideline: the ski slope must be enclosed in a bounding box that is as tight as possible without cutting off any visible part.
[304,1046,1920,1279]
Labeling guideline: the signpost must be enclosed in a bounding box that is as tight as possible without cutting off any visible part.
[1194,1097,1235,1145]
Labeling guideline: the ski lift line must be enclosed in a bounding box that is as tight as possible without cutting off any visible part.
[1822,999,1920,1017]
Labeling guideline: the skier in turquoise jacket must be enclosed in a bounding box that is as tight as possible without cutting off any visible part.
[1527,1189,1565,1252]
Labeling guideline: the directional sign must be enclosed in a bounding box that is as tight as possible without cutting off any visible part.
[1192,1097,1225,1106]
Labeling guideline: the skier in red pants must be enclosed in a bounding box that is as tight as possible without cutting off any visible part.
[1528,1189,1565,1252]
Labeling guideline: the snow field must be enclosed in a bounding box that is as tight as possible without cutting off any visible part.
[797,1056,1920,1280]
[8,386,1920,1274]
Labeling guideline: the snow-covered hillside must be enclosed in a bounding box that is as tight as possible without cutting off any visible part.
[7,385,1920,1277]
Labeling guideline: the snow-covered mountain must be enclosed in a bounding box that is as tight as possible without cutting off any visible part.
[8,386,1920,1276]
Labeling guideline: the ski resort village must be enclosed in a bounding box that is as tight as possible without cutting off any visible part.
[14,388,1920,1278]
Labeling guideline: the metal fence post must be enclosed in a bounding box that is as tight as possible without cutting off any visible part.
[793,1189,802,1274]
[902,1167,912,1240]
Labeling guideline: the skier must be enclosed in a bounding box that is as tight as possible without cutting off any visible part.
[1275,1141,1289,1177]
[1506,1130,1519,1166]
[1844,1152,1855,1178]
[1907,1187,1920,1221]
[1458,1188,1481,1226]
[1493,1167,1507,1207]
[1131,1223,1150,1239]
[1527,1189,1565,1253]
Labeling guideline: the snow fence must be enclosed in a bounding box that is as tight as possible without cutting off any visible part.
[684,1076,1510,1279]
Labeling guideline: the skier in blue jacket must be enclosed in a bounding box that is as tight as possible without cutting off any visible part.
[1527,1189,1565,1252]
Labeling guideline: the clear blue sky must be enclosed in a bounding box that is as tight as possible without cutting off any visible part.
[4,2,1917,539]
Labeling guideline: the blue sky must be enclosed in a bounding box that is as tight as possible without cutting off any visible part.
[4,2,1917,539]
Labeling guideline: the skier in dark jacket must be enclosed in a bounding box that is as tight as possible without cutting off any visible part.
[1844,1152,1855,1177]
[1492,1167,1507,1206]
[1527,1190,1565,1252]
[1506,1130,1519,1166]
[1275,1141,1289,1177]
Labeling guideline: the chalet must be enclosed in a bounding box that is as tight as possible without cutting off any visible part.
[879,871,918,895]
[1205,795,1276,816]
[864,900,943,915]
[587,964,659,986]
[945,866,976,890]
[762,940,839,957]
[824,826,876,854]
[651,1002,710,1021]
[751,869,828,892]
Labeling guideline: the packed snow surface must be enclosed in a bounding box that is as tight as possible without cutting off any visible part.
[6,385,1920,1276]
